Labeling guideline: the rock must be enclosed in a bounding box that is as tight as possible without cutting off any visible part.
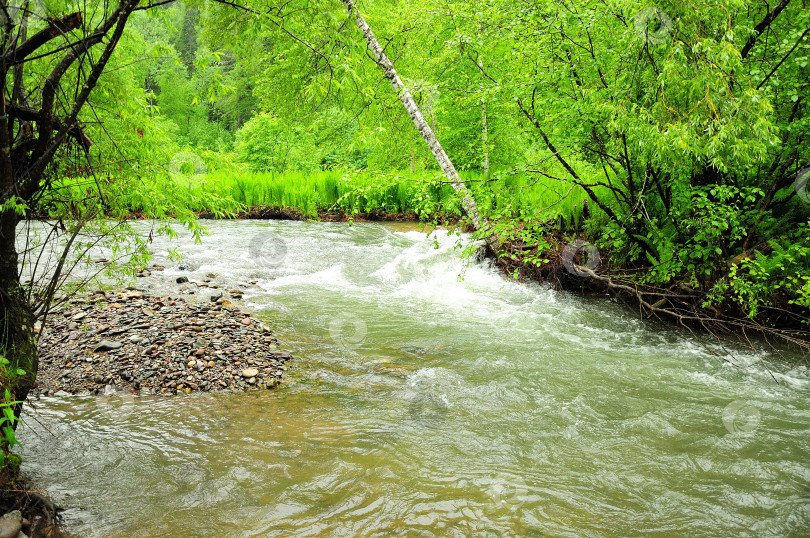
[210,293,222,302]
[71,312,86,321]
[176,276,189,284]
[94,340,123,352]
[120,290,143,299]
[93,375,104,384]
[240,318,252,326]
[241,368,259,378]
[0,510,22,538]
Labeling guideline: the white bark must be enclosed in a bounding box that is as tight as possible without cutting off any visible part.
[342,0,497,252]
[478,25,489,180]
[481,97,489,179]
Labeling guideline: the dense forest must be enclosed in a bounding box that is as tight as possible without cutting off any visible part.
[3,0,810,367]
[44,0,810,327]
[0,0,809,529]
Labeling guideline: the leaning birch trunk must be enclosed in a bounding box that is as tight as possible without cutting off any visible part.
[478,25,489,179]
[481,97,489,179]
[342,0,498,253]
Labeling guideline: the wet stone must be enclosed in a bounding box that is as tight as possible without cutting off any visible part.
[0,510,22,538]
[94,340,123,352]
[241,368,259,378]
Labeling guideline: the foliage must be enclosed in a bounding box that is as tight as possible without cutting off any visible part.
[234,114,315,173]
[2,0,807,344]
[0,388,22,467]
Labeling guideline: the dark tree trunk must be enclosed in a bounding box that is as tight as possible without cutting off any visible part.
[0,0,141,420]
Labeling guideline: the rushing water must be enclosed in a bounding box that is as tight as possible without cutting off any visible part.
[18,220,810,536]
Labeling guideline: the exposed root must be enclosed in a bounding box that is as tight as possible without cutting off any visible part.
[494,236,810,357]
[0,481,66,537]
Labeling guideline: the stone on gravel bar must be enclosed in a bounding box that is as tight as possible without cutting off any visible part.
[93,340,123,352]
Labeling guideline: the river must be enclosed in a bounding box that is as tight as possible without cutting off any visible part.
[18,220,810,536]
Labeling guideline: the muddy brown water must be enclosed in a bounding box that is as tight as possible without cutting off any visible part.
[17,220,810,536]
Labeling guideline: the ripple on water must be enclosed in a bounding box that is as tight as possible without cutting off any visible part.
[17,220,810,537]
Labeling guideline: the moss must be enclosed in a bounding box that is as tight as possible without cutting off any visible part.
[3,454,21,476]
[0,453,22,489]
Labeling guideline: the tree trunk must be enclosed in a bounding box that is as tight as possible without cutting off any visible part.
[481,99,489,179]
[0,0,140,421]
[478,37,489,180]
[342,0,498,252]
[0,212,36,422]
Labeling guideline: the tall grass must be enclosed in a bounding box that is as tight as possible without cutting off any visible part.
[51,162,618,226]
[200,167,610,223]
[202,169,460,218]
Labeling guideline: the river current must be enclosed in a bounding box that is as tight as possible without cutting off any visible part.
[18,220,810,536]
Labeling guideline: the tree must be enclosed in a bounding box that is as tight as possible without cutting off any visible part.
[0,0,231,422]
[0,0,148,413]
[340,0,498,253]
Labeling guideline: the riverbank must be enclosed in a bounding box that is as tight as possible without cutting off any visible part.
[0,480,66,537]
[32,288,291,397]
[493,230,810,351]
[197,206,430,223]
[15,264,294,537]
